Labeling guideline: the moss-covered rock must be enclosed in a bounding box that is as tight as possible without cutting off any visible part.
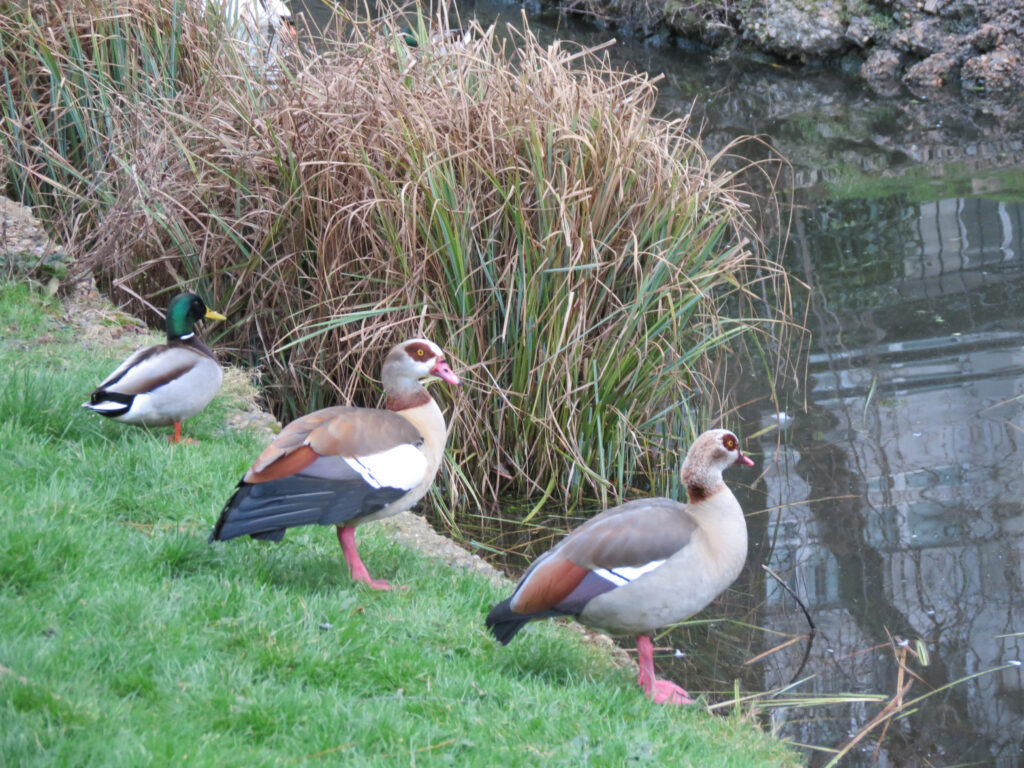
[746,0,849,61]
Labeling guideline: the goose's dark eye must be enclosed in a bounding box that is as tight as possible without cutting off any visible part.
[723,435,737,450]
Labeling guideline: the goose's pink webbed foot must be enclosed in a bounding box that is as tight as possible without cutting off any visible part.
[337,525,393,591]
[635,635,694,706]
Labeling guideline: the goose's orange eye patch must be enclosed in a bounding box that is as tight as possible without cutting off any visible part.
[723,435,737,450]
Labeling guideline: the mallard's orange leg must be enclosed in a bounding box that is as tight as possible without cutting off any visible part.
[168,422,199,444]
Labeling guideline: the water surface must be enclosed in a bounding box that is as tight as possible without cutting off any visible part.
[753,191,1024,766]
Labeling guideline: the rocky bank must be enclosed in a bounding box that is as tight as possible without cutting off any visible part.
[568,0,1024,94]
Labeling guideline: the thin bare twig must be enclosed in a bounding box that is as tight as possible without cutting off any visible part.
[760,564,816,685]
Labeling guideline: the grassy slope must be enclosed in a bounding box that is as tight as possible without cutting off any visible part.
[0,282,798,767]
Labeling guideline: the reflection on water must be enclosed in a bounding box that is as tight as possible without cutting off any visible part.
[289,2,1024,762]
[759,194,1024,766]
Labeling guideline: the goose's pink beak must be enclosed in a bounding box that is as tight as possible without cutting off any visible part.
[736,452,755,467]
[277,19,298,41]
[431,359,460,386]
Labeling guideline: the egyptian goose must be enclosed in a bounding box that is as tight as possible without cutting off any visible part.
[401,27,473,53]
[209,338,460,590]
[83,292,226,443]
[486,429,754,705]
[202,0,297,67]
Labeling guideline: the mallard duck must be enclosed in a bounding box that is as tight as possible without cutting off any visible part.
[209,337,460,590]
[83,292,226,443]
[486,429,755,705]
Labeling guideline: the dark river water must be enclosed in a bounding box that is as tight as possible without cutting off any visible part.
[295,1,1024,763]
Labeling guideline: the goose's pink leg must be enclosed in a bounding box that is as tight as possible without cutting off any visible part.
[337,525,392,590]
[635,635,693,705]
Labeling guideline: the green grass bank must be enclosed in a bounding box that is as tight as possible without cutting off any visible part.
[0,282,799,766]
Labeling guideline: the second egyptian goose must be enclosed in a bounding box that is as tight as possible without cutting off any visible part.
[486,429,754,704]
[200,0,297,70]
[83,292,226,444]
[209,338,460,590]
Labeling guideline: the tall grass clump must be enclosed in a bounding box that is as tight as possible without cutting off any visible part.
[1,0,796,525]
[0,0,286,239]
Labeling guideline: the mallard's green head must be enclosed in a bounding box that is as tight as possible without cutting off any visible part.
[166,293,226,339]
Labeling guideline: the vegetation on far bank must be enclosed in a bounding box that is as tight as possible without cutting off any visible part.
[0,282,799,767]
[0,0,798,532]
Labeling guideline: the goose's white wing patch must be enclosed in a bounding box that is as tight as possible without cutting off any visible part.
[343,444,427,491]
[592,560,666,587]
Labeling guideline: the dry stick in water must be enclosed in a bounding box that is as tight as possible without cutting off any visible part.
[758,564,817,685]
